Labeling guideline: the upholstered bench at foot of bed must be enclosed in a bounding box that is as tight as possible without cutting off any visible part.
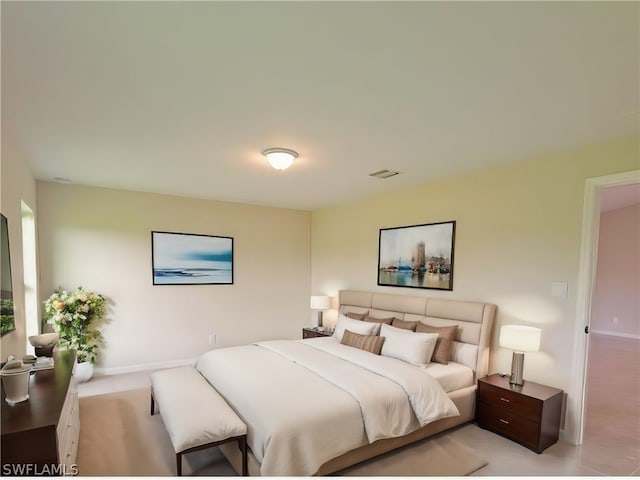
[150,366,248,476]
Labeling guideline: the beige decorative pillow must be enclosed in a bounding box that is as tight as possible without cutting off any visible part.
[345,311,367,320]
[415,323,459,365]
[340,329,386,355]
[391,318,418,331]
[363,314,394,325]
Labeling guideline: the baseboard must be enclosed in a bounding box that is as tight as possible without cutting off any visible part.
[94,357,197,376]
[590,329,640,340]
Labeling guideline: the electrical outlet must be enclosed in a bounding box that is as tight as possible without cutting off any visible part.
[208,333,216,345]
[612,317,619,325]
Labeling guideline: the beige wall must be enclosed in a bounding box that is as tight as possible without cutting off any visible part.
[311,135,639,438]
[37,182,311,373]
[0,135,38,360]
[591,203,640,337]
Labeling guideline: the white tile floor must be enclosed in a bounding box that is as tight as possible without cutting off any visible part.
[78,334,639,476]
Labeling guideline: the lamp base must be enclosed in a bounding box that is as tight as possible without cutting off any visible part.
[317,311,323,328]
[509,351,525,386]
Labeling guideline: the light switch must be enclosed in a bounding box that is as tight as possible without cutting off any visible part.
[551,281,568,298]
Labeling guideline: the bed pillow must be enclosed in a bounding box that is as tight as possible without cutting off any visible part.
[391,318,418,331]
[341,329,386,355]
[361,314,396,335]
[415,323,459,365]
[345,311,367,320]
[379,323,438,367]
[333,314,377,340]
[363,314,394,325]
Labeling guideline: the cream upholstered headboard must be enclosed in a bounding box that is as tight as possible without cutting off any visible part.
[338,290,497,380]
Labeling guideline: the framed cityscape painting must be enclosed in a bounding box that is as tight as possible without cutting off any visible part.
[377,221,455,291]
[151,231,234,285]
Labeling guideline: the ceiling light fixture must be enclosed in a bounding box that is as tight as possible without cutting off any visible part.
[263,148,298,171]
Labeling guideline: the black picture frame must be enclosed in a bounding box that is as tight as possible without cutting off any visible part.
[1,213,15,336]
[377,220,456,291]
[151,231,234,285]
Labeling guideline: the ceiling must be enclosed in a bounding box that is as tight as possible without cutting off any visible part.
[2,2,638,211]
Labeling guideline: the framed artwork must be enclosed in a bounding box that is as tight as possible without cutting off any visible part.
[1,214,15,336]
[377,221,456,291]
[151,231,234,285]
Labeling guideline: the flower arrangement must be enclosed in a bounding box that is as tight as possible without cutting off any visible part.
[43,287,106,364]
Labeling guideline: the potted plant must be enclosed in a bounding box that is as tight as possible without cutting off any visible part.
[43,287,106,382]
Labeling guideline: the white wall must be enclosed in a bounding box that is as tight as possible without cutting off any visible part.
[591,203,640,338]
[0,135,38,360]
[37,182,310,373]
[310,135,639,442]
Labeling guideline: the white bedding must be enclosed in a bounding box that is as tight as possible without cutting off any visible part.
[196,338,459,476]
[423,360,474,393]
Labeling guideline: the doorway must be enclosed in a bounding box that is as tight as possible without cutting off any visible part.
[581,182,640,474]
[569,169,640,448]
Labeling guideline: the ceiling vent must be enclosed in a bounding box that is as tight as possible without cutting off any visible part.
[369,169,400,179]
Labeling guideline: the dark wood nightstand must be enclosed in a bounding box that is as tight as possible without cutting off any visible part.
[302,328,332,339]
[476,374,563,453]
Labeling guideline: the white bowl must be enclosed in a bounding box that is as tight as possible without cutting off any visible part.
[28,333,59,348]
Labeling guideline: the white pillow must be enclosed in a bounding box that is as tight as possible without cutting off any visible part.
[450,341,479,370]
[379,323,438,367]
[333,314,377,340]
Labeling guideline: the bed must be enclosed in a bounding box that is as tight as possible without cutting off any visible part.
[195,289,496,476]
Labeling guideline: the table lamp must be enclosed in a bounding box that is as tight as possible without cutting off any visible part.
[310,295,331,329]
[499,324,541,386]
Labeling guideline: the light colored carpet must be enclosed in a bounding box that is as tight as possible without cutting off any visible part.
[77,387,487,476]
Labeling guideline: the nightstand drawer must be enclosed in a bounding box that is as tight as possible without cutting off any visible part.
[478,381,541,421]
[477,374,563,453]
[477,402,540,450]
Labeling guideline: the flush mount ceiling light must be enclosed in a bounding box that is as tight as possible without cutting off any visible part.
[262,148,298,171]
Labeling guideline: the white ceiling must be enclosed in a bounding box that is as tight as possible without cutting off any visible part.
[2,2,638,211]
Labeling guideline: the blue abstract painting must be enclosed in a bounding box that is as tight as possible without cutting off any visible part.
[152,231,233,285]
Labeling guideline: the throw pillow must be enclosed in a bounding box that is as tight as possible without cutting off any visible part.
[341,329,386,355]
[379,323,438,367]
[333,314,378,341]
[391,318,418,331]
[363,314,394,325]
[415,323,459,365]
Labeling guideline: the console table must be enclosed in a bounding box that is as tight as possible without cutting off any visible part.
[1,350,79,476]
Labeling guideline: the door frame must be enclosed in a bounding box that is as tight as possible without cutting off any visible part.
[569,169,640,445]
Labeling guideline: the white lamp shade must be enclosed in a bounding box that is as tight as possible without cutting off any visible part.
[263,148,298,170]
[310,295,331,310]
[499,325,541,352]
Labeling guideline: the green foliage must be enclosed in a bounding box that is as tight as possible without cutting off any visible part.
[1,298,15,335]
[43,287,106,363]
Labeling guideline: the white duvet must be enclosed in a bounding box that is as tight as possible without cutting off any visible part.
[195,337,459,476]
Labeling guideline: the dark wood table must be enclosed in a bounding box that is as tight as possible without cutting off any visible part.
[476,373,563,453]
[302,327,333,339]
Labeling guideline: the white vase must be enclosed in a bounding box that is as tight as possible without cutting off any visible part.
[0,361,31,404]
[74,361,94,383]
